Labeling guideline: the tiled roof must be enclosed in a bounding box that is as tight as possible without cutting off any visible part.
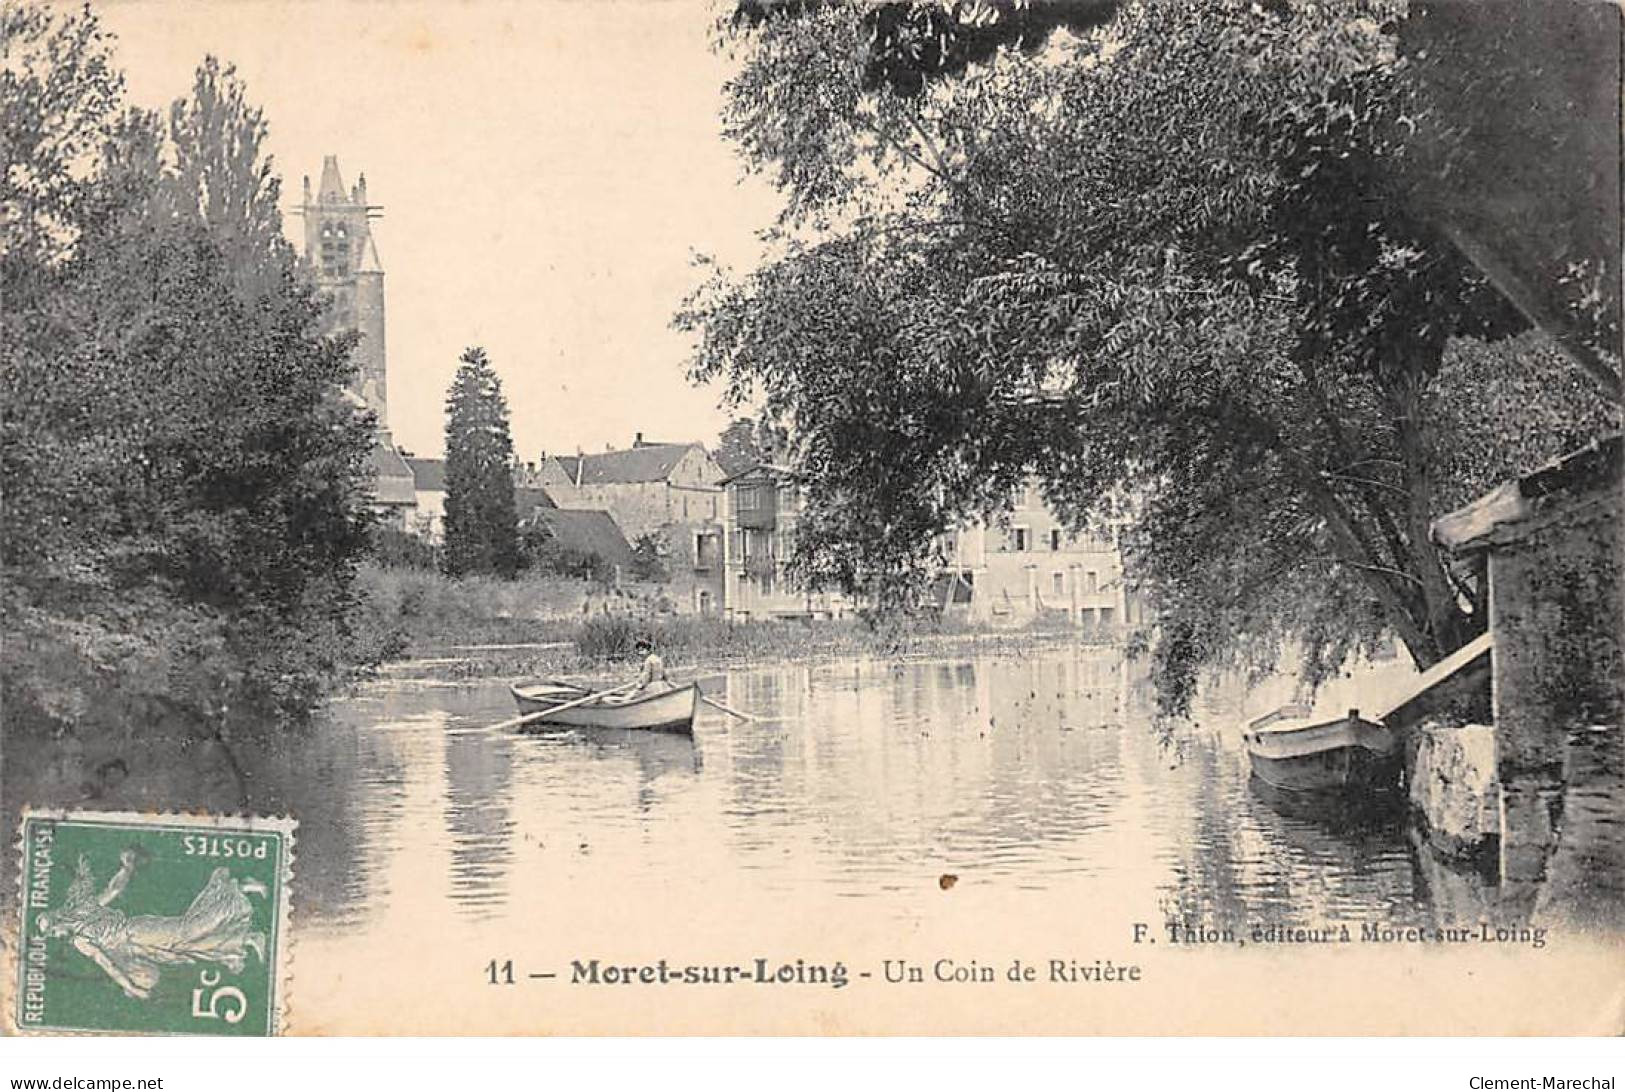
[405,456,445,492]
[513,486,558,514]
[559,443,701,485]
[527,508,636,570]
[370,443,417,506]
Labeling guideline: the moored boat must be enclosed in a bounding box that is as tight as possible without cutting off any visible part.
[1241,704,1400,793]
[509,681,699,735]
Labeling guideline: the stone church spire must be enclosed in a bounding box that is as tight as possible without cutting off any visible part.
[299,156,387,423]
[297,157,417,523]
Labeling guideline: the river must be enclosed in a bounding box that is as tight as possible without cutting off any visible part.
[289,647,1437,933]
[11,643,1607,1033]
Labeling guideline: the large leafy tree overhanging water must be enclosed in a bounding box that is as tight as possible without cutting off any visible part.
[2,6,377,733]
[679,0,1620,712]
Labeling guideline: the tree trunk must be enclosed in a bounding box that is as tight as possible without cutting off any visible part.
[1390,367,1477,668]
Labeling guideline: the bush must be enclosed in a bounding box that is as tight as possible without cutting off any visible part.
[518,523,615,585]
[373,527,441,570]
[629,532,670,582]
[575,614,644,661]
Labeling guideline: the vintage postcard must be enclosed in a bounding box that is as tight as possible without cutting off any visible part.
[1,0,1620,1038]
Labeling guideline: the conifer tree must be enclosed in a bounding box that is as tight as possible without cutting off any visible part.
[442,346,520,578]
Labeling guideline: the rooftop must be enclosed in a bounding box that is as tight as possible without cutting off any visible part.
[525,508,635,570]
[1433,433,1622,551]
[554,442,705,485]
[404,456,445,492]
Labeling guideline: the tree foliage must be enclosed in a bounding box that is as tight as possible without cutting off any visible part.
[714,415,788,476]
[2,4,377,735]
[683,0,1620,712]
[629,532,671,583]
[442,346,521,578]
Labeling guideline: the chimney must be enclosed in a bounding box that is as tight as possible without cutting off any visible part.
[575,447,584,488]
[635,431,644,447]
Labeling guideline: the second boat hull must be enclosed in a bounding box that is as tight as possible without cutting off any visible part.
[1246,745,1401,793]
[1242,713,1400,793]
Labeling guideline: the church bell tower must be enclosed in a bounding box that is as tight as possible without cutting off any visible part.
[300,156,416,521]
[300,155,389,426]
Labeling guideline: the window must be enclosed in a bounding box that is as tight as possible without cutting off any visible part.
[1052,572,1065,596]
[1013,526,1031,552]
[1086,571,1098,593]
[319,220,350,275]
[683,497,689,519]
[737,486,759,512]
[1049,528,1062,551]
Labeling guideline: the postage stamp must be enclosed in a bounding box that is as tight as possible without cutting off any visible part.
[13,809,295,1036]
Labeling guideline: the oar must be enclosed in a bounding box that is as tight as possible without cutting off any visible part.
[699,694,758,722]
[487,681,638,733]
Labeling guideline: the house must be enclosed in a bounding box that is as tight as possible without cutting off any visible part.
[514,456,584,510]
[720,463,853,621]
[550,434,724,538]
[369,446,418,528]
[547,434,726,614]
[404,456,446,540]
[938,480,1142,629]
[523,508,636,579]
[1431,433,1623,915]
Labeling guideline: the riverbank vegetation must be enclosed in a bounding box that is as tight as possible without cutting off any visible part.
[356,563,1099,681]
[680,0,1621,715]
[2,6,377,738]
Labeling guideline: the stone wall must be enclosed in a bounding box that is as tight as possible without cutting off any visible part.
[1488,490,1622,916]
[1409,720,1499,859]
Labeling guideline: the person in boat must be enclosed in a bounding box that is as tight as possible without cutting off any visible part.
[628,636,674,697]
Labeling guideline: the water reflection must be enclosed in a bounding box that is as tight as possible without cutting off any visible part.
[15,646,1610,954]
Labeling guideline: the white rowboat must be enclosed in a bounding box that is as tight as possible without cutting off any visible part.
[509,681,699,734]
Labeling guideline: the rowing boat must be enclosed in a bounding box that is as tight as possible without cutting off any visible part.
[1241,704,1400,793]
[509,680,699,735]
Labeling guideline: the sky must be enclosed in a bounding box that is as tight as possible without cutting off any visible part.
[98,0,784,461]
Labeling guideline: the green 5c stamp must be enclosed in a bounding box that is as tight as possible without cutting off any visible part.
[15,809,294,1036]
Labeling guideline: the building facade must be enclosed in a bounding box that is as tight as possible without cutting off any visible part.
[551,437,724,539]
[721,464,853,620]
[939,481,1142,629]
[550,437,726,614]
[300,156,415,524]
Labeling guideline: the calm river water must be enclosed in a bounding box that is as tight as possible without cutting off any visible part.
[284,646,1443,937]
[15,642,1608,1033]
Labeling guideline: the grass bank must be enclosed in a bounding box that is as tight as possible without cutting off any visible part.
[355,564,1121,683]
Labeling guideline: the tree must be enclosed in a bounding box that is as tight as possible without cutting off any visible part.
[2,5,377,734]
[442,346,520,578]
[682,0,1620,711]
[629,532,670,583]
[714,415,789,476]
